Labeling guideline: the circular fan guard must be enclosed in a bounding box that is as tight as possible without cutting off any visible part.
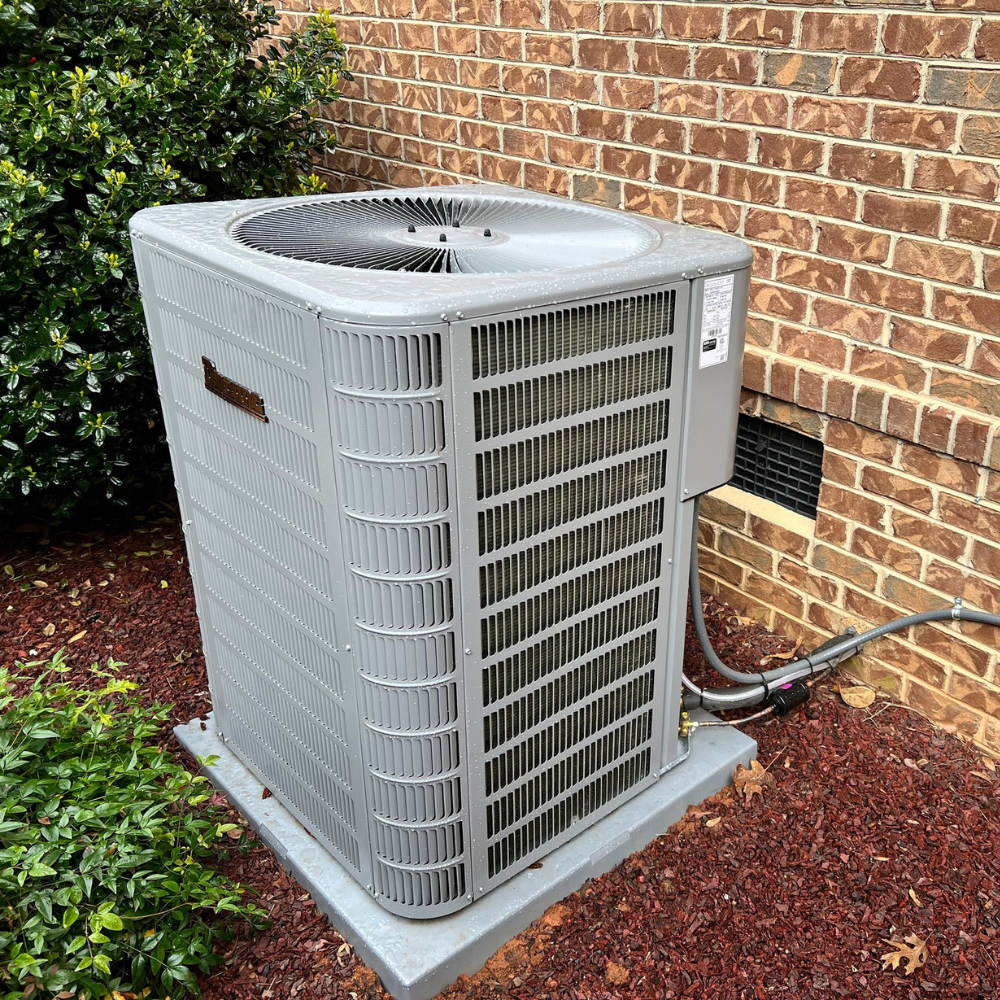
[230,193,657,274]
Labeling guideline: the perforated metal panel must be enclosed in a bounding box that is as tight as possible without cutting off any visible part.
[132,184,750,920]
[451,289,689,893]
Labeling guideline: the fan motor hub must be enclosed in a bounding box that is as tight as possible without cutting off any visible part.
[387,225,509,249]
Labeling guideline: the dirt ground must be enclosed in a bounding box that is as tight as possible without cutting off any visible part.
[2,509,997,1000]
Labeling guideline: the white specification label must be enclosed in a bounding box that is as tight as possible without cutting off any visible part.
[698,273,735,369]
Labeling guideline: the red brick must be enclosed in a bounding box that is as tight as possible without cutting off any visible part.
[886,396,919,441]
[398,22,436,50]
[900,443,980,494]
[797,367,826,411]
[918,405,955,453]
[744,209,813,250]
[839,57,922,102]
[986,255,1000,293]
[577,108,628,141]
[419,114,459,143]
[819,482,885,528]
[826,420,896,464]
[656,155,713,192]
[548,0,599,31]
[861,467,934,512]
[397,81,438,110]
[862,192,942,237]
[658,82,719,118]
[872,106,958,150]
[524,33,573,66]
[971,338,1000,379]
[931,368,1000,419]
[947,203,1000,249]
[913,156,999,202]
[775,253,846,295]
[976,20,1000,60]
[884,13,972,57]
[629,115,686,151]
[893,238,976,285]
[689,124,751,160]
[524,162,570,196]
[942,494,1000,546]
[601,146,652,181]
[777,324,847,366]
[497,0,540,27]
[851,347,927,393]
[435,86,476,116]
[661,3,724,41]
[419,54,458,84]
[855,385,887,430]
[437,25,477,54]
[828,144,905,187]
[502,127,546,159]
[547,136,596,169]
[603,76,656,110]
[748,515,810,558]
[926,68,1000,111]
[502,65,547,96]
[459,120,500,150]
[757,132,824,171]
[722,89,788,127]
[718,165,780,205]
[623,184,680,221]
[481,95,525,124]
[743,571,806,619]
[764,53,836,93]
[816,223,890,265]
[682,195,741,232]
[525,100,572,131]
[800,11,879,52]
[932,288,1000,337]
[579,37,628,71]
[750,281,809,322]
[778,557,840,604]
[742,349,767,393]
[572,174,623,208]
[479,29,522,59]
[604,1,657,35]
[824,377,856,420]
[785,178,857,222]
[893,510,966,561]
[693,46,758,83]
[851,268,926,316]
[632,41,689,78]
[926,562,1000,615]
[479,153,522,185]
[768,357,796,401]
[791,96,868,139]
[889,319,970,367]
[726,7,796,46]
[962,115,1000,158]
[549,69,598,102]
[460,59,500,89]
[953,415,992,465]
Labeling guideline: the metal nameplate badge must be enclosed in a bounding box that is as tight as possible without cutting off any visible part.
[202,357,268,422]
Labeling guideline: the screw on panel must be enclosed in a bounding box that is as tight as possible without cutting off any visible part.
[465,648,472,655]
[345,644,352,651]
[484,228,492,237]
[453,220,460,228]
[407,224,416,233]
[439,233,447,242]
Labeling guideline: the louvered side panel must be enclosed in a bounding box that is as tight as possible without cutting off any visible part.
[452,287,690,897]
[321,320,471,918]
[134,244,369,884]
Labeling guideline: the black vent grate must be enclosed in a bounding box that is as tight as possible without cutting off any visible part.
[731,415,824,518]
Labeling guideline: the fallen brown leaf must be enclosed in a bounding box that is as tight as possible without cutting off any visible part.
[705,816,722,828]
[881,934,929,975]
[734,759,776,803]
[336,942,353,968]
[908,888,924,908]
[42,623,55,636]
[68,630,87,643]
[606,961,629,986]
[841,685,875,708]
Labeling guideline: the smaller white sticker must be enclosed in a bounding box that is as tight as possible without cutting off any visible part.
[699,273,735,369]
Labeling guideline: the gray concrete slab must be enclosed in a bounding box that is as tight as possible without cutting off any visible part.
[175,713,755,1000]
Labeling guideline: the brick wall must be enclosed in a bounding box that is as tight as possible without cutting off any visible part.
[278,0,1000,755]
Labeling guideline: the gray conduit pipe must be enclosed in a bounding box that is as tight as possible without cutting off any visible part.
[684,495,1000,713]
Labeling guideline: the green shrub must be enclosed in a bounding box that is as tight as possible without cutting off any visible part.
[0,652,268,999]
[0,0,349,517]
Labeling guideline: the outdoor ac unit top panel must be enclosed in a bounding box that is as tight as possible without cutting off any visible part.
[130,184,752,325]
[133,184,750,919]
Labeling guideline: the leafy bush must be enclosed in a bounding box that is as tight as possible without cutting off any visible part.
[0,653,267,999]
[0,0,349,517]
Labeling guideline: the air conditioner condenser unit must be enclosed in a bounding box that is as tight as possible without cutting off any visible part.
[131,184,752,921]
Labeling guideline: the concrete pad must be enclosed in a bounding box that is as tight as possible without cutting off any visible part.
[175,713,755,1000]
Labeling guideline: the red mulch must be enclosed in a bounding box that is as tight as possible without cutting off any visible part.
[2,512,999,1000]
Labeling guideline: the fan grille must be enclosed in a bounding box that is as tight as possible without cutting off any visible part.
[230,192,658,274]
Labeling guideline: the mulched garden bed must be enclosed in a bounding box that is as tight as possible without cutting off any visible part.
[2,508,998,1000]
